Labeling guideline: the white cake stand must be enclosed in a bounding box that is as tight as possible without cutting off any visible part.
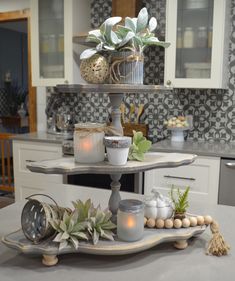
[168,127,189,142]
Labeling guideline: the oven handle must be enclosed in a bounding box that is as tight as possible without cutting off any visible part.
[164,175,196,181]
[225,162,235,168]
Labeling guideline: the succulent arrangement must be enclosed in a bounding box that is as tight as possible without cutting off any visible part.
[128,130,152,161]
[80,7,170,60]
[50,199,116,250]
[170,186,190,218]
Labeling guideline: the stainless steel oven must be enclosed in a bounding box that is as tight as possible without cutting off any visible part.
[218,158,235,206]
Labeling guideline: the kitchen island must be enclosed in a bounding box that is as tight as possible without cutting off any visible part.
[0,184,234,281]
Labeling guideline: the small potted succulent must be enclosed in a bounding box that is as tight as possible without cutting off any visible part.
[170,186,190,219]
[80,7,170,84]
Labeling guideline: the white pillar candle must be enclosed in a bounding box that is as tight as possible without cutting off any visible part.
[74,123,105,163]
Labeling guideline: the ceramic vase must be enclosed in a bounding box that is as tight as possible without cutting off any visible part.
[104,136,132,166]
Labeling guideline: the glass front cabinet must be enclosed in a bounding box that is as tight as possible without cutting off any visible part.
[30,0,91,87]
[164,0,230,88]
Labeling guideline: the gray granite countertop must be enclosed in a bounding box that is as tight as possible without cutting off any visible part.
[151,139,235,159]
[12,131,71,144]
[0,198,234,281]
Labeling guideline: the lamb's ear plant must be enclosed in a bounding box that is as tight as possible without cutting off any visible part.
[116,7,170,53]
[50,210,89,250]
[50,199,116,249]
[128,130,152,161]
[80,7,170,60]
[87,207,116,245]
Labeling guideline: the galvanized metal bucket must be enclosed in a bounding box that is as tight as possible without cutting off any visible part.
[21,194,67,244]
[110,51,144,84]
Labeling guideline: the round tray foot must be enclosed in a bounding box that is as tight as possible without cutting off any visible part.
[174,240,188,250]
[42,255,58,266]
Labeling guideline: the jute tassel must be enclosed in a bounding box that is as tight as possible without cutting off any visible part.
[206,220,230,256]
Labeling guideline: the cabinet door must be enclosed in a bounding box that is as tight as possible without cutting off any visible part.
[30,0,73,86]
[144,156,220,204]
[164,0,230,88]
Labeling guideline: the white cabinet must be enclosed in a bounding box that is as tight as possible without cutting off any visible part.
[30,0,91,86]
[13,140,63,201]
[144,155,220,204]
[164,0,230,88]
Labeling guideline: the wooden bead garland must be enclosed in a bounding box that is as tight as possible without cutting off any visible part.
[144,215,214,230]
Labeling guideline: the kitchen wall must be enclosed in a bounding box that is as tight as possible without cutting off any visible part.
[47,0,235,143]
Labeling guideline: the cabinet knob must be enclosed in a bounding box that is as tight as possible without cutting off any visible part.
[166,80,172,86]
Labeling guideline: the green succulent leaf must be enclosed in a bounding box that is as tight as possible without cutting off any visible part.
[148,17,157,32]
[124,17,137,32]
[137,7,148,33]
[138,139,152,153]
[59,240,68,251]
[80,49,97,60]
[128,131,152,161]
[101,230,115,241]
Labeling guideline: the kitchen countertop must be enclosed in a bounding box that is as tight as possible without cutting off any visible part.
[12,131,71,144]
[151,139,235,158]
[0,197,234,281]
[12,132,235,158]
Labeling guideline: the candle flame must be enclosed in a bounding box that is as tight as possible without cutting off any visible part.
[81,139,93,152]
[127,216,136,228]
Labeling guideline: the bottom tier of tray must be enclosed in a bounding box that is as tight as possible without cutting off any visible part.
[2,225,206,260]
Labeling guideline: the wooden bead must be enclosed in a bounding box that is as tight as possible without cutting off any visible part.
[164,219,173,229]
[155,219,164,229]
[147,218,155,228]
[204,215,213,225]
[144,217,147,226]
[197,216,205,225]
[182,218,190,228]
[173,219,182,229]
[189,217,197,227]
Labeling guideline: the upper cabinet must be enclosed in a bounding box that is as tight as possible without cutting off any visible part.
[30,0,91,87]
[164,0,230,89]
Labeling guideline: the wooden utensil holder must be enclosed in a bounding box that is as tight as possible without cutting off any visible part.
[122,123,148,137]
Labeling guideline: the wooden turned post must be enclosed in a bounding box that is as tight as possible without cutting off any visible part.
[109,173,122,222]
[174,240,188,250]
[42,255,58,266]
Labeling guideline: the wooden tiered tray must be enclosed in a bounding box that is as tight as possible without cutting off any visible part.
[2,225,207,266]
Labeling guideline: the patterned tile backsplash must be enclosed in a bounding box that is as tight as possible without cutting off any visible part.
[46,0,235,143]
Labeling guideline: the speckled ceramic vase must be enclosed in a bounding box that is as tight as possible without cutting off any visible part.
[104,136,132,165]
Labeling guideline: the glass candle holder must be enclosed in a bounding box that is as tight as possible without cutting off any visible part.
[117,199,144,242]
[74,123,105,163]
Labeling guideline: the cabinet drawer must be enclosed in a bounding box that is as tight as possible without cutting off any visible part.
[13,141,63,183]
[144,156,220,204]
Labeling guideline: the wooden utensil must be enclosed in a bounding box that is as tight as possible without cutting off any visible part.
[129,104,135,123]
[135,104,144,124]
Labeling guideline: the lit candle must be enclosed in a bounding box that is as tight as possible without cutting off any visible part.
[74,123,105,163]
[117,199,144,242]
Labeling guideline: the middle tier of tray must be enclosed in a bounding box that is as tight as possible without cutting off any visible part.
[26,152,197,175]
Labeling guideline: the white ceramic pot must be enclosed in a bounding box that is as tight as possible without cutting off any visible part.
[104,136,132,166]
[144,198,157,219]
[151,189,174,220]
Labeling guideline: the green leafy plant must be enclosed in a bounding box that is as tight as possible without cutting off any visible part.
[128,130,152,161]
[170,186,190,214]
[50,199,116,250]
[80,7,170,59]
[87,207,116,245]
[50,210,89,250]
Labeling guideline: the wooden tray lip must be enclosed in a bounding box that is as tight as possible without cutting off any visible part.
[26,152,197,175]
[2,225,207,256]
